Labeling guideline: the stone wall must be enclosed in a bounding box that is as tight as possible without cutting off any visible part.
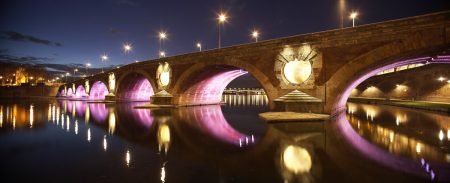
[0,85,60,98]
[350,64,450,103]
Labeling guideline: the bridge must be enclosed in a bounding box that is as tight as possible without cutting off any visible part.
[58,11,450,115]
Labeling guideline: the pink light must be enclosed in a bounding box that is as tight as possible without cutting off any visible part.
[177,105,251,146]
[334,56,450,113]
[75,85,87,98]
[89,103,108,123]
[117,104,154,128]
[58,89,65,96]
[116,75,154,101]
[89,81,109,100]
[177,67,247,105]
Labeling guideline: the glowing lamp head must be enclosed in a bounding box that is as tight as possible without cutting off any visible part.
[101,55,108,61]
[123,44,132,52]
[196,43,201,48]
[438,77,446,82]
[350,12,358,19]
[159,32,167,40]
[218,13,228,23]
[74,69,78,72]
[86,63,91,67]
[159,51,166,57]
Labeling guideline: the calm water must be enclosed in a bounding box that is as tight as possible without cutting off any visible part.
[0,97,449,182]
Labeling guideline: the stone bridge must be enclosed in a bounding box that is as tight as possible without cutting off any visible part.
[58,11,450,115]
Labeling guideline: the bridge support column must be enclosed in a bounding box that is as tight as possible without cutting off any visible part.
[150,90,173,106]
[273,90,324,113]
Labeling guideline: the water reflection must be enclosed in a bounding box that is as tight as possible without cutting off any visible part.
[222,94,269,106]
[346,102,450,164]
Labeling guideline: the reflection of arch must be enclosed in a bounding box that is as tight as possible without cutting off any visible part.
[75,101,86,118]
[176,105,250,146]
[116,71,156,101]
[67,88,73,97]
[89,81,109,100]
[89,103,108,123]
[57,89,65,97]
[75,85,86,98]
[173,62,275,106]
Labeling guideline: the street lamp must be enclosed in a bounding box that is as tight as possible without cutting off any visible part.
[251,30,259,42]
[159,51,166,58]
[73,68,78,81]
[196,42,202,51]
[101,54,108,73]
[86,63,91,76]
[123,43,132,53]
[350,11,358,27]
[65,72,70,83]
[217,12,228,48]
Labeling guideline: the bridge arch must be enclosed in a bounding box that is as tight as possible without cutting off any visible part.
[115,70,156,101]
[75,85,86,98]
[326,38,450,114]
[171,60,277,106]
[67,87,73,97]
[89,81,109,100]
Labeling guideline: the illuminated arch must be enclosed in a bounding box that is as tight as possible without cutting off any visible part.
[172,61,276,106]
[75,85,87,98]
[116,71,156,101]
[89,81,109,100]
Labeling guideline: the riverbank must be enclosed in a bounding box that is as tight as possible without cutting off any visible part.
[348,97,450,113]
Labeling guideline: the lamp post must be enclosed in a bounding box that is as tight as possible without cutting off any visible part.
[217,12,228,48]
[196,42,202,51]
[159,32,167,58]
[251,30,259,42]
[73,69,78,81]
[101,54,108,73]
[350,11,358,27]
[86,63,91,76]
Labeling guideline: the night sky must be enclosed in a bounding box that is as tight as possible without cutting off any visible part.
[0,0,449,70]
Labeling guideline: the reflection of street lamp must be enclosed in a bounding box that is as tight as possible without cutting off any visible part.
[196,42,202,51]
[350,11,358,27]
[251,30,259,42]
[217,12,228,48]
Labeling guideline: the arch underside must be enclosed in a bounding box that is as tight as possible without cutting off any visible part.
[116,74,154,101]
[335,55,450,112]
[176,65,248,105]
[90,81,108,100]
[67,88,73,97]
[75,85,86,98]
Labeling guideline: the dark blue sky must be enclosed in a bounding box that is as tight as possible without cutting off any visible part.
[0,0,448,69]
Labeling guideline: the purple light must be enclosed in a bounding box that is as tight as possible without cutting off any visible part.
[89,103,108,123]
[334,56,450,112]
[116,75,154,101]
[67,88,73,97]
[334,112,430,179]
[75,101,86,117]
[75,85,86,98]
[123,104,154,128]
[177,105,251,146]
[178,68,247,105]
[89,81,109,100]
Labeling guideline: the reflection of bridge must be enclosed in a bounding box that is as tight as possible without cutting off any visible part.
[58,12,450,114]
